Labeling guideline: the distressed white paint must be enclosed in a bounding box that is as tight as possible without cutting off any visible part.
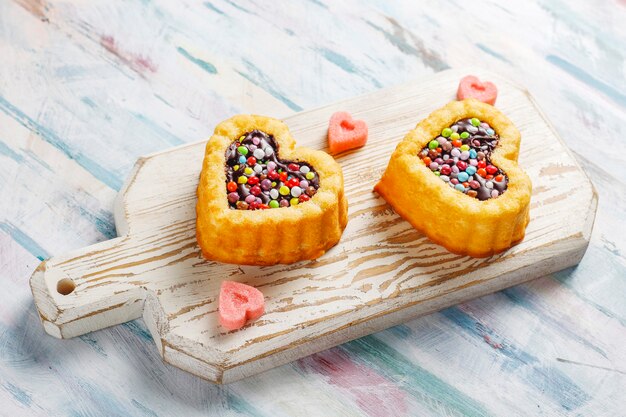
[3,0,625,415]
[30,70,596,383]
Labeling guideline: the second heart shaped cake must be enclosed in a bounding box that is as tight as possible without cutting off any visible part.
[197,115,348,265]
[375,99,532,257]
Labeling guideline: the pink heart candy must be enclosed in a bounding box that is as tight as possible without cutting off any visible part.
[327,111,368,154]
[219,281,264,331]
[457,75,498,105]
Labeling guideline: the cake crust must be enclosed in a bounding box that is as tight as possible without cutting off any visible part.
[196,115,348,265]
[374,99,532,257]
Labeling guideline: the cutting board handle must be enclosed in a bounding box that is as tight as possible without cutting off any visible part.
[30,236,149,339]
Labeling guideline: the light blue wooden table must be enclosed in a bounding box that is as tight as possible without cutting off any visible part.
[1,0,625,416]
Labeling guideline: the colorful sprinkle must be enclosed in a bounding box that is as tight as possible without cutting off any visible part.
[419,118,507,200]
[253,148,265,160]
[291,186,302,197]
[226,130,320,210]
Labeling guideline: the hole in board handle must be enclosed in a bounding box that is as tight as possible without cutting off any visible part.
[57,278,76,295]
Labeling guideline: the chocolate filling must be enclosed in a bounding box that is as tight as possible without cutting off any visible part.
[225,130,320,210]
[418,118,508,201]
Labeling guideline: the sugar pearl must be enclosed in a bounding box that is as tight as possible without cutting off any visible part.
[228,192,239,203]
[469,159,478,166]
[248,144,257,152]
[486,181,494,189]
[429,162,439,170]
[269,189,279,199]
[253,148,265,159]
[261,179,272,190]
[300,165,310,174]
[264,147,274,157]
[252,137,260,145]
[254,164,263,173]
[460,151,470,160]
[451,148,461,158]
[279,200,289,207]
[267,161,277,171]
[291,186,302,197]
[440,175,450,182]
[245,195,256,204]
[300,180,309,188]
[491,190,499,198]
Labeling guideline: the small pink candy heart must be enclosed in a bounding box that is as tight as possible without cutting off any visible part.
[327,111,368,154]
[219,281,264,331]
[457,75,498,105]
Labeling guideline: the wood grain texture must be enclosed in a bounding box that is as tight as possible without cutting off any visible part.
[2,0,625,415]
[30,69,596,383]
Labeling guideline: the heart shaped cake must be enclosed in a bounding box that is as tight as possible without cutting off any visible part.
[196,115,348,265]
[374,99,532,257]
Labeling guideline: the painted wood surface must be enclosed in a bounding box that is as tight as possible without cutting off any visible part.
[1,0,625,415]
[30,69,597,384]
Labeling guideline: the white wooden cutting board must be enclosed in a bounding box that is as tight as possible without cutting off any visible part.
[30,69,597,384]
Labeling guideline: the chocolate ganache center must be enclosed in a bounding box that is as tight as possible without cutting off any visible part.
[418,117,508,200]
[225,130,320,210]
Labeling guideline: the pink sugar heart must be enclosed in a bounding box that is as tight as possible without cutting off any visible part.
[219,281,264,331]
[327,111,368,154]
[457,75,498,105]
